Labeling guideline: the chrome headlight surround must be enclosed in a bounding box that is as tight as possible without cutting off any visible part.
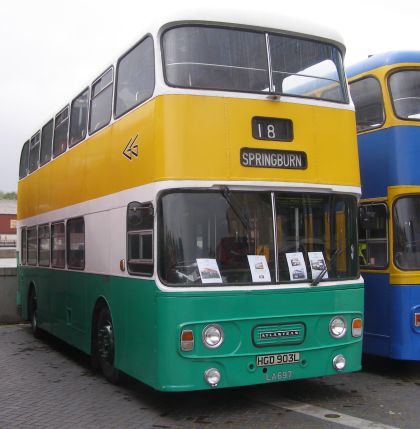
[204,368,221,387]
[332,354,346,371]
[329,316,347,338]
[202,324,224,349]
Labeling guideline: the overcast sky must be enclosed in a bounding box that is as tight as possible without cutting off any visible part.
[1,0,420,192]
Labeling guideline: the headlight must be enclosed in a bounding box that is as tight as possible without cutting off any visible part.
[332,354,346,371]
[204,368,221,387]
[202,324,224,348]
[329,316,346,338]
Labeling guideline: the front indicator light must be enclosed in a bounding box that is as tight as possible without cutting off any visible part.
[414,313,420,327]
[329,316,347,338]
[332,354,346,371]
[180,329,194,351]
[202,324,224,349]
[352,318,363,337]
[204,368,221,387]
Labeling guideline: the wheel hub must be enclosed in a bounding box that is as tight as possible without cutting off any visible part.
[98,324,114,361]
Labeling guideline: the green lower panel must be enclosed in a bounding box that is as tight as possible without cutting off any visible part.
[18,266,363,392]
[153,343,361,391]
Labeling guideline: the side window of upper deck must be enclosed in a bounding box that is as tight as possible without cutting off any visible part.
[40,119,54,166]
[19,140,29,179]
[69,88,89,147]
[115,36,155,118]
[53,106,69,158]
[29,131,41,173]
[89,68,113,134]
[349,77,385,132]
[358,203,388,268]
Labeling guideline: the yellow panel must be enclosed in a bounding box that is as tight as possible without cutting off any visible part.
[18,94,360,220]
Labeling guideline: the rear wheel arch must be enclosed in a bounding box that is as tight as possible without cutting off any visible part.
[90,298,121,384]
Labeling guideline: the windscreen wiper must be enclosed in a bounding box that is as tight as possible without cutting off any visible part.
[220,187,250,230]
[311,248,342,286]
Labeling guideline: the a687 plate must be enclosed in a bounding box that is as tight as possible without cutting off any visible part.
[256,352,300,367]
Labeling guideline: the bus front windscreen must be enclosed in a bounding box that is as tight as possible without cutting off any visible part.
[394,196,420,270]
[159,191,358,286]
[162,25,348,103]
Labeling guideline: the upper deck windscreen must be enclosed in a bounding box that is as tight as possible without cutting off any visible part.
[389,70,420,121]
[162,25,348,103]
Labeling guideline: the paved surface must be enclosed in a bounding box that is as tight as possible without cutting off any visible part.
[1,324,420,428]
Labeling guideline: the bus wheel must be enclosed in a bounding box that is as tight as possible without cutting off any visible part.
[95,306,120,384]
[28,288,41,338]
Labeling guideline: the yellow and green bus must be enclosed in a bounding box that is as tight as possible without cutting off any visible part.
[17,13,363,391]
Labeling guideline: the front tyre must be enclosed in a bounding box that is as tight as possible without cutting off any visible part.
[94,306,120,384]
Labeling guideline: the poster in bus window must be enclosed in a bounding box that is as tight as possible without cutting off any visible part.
[285,252,307,281]
[196,259,223,284]
[308,251,328,280]
[247,255,271,283]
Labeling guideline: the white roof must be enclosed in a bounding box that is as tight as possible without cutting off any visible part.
[150,9,346,53]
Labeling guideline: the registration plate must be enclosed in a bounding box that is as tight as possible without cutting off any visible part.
[256,352,300,367]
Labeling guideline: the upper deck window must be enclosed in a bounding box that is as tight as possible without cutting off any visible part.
[89,68,113,134]
[163,26,268,93]
[29,131,41,173]
[162,25,347,103]
[349,77,385,132]
[40,119,54,166]
[19,140,29,179]
[269,35,346,102]
[69,88,89,147]
[53,106,69,158]
[115,36,155,118]
[389,70,420,121]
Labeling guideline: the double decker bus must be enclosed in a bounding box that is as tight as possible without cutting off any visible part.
[17,13,363,391]
[348,51,420,360]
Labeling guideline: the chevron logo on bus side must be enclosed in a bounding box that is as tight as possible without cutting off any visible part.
[123,134,139,160]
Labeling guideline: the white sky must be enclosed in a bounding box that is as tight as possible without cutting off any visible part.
[1,0,419,192]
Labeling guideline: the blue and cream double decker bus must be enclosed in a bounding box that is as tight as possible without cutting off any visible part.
[17,12,363,391]
[348,51,420,360]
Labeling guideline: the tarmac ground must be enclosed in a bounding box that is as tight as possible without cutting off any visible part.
[1,324,418,429]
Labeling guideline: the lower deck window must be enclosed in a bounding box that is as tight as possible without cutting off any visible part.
[159,191,358,286]
[67,217,85,270]
[127,202,154,276]
[27,227,37,265]
[51,222,65,268]
[38,224,50,267]
[358,203,388,268]
[394,196,420,270]
[21,228,27,265]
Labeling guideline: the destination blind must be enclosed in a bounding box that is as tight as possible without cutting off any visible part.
[240,148,307,169]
